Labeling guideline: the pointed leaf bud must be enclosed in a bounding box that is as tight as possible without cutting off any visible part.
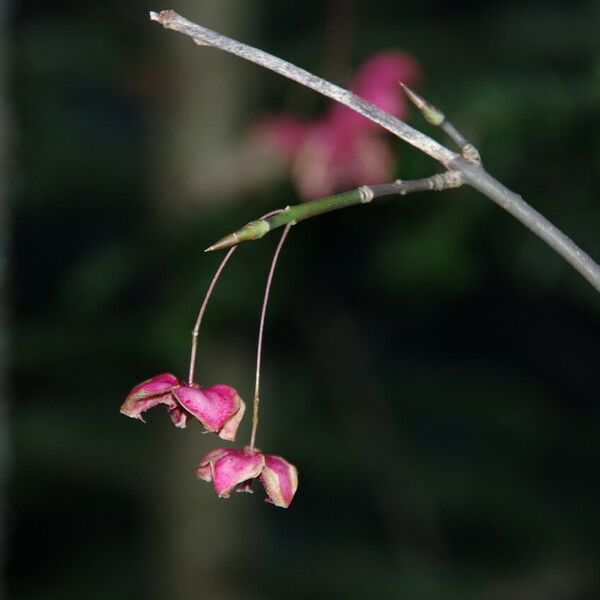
[205,219,270,252]
[400,82,445,126]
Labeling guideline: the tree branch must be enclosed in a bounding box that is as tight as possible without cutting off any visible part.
[149,10,456,166]
[454,157,600,289]
[150,9,600,294]
[205,173,464,252]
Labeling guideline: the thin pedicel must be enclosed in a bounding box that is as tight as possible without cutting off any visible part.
[188,246,237,385]
[189,208,285,385]
[250,223,293,450]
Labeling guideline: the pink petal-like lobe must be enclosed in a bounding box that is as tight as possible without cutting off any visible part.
[124,373,179,404]
[168,405,188,429]
[120,373,181,423]
[174,384,244,440]
[196,448,230,481]
[260,454,299,508]
[218,396,246,441]
[211,448,265,498]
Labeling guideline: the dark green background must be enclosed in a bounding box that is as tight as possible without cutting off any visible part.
[9,0,600,598]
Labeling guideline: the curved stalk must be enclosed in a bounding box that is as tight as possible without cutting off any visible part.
[188,246,237,384]
[249,224,293,450]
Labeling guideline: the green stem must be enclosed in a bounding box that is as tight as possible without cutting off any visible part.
[268,188,368,228]
[205,176,460,252]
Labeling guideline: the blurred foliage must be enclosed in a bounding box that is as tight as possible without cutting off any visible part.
[9,0,600,599]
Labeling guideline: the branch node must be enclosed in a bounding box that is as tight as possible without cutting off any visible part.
[442,171,464,189]
[462,143,481,164]
[358,185,374,204]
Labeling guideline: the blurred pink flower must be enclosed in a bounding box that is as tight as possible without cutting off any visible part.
[197,446,299,508]
[120,373,246,441]
[251,51,421,199]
